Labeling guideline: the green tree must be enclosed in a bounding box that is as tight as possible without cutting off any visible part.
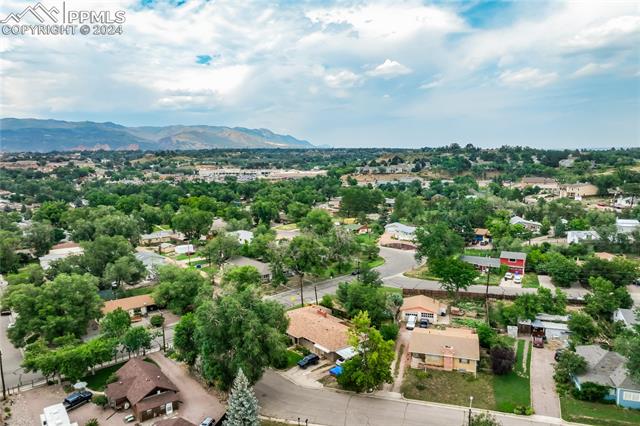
[103,255,145,287]
[554,351,587,384]
[33,201,68,226]
[223,266,262,291]
[541,252,580,288]
[299,209,333,235]
[81,235,133,278]
[336,281,391,326]
[415,222,464,263]
[122,326,153,357]
[568,312,597,344]
[513,293,542,320]
[100,308,131,339]
[174,312,198,366]
[430,257,478,298]
[202,233,241,284]
[195,286,288,390]
[172,207,214,240]
[250,200,279,225]
[94,213,141,245]
[584,276,632,319]
[154,265,208,314]
[581,256,639,288]
[25,222,56,256]
[6,263,45,287]
[285,236,328,306]
[624,335,640,384]
[224,368,260,426]
[0,231,20,274]
[337,311,395,392]
[3,273,103,347]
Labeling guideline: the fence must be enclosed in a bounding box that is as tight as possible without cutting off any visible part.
[401,288,585,304]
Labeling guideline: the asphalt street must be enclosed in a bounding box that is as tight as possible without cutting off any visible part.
[256,370,565,426]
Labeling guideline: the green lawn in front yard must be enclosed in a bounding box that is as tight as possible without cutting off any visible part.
[492,370,530,412]
[522,274,540,288]
[401,369,496,410]
[404,265,441,281]
[381,286,402,296]
[283,349,304,369]
[120,286,155,298]
[560,395,640,426]
[82,362,125,391]
[367,256,385,268]
[473,272,501,286]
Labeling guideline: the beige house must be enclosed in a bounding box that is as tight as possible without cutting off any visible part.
[399,295,448,324]
[559,183,598,199]
[102,295,156,320]
[409,328,480,375]
[286,305,350,362]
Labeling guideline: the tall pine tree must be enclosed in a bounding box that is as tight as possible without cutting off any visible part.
[224,368,260,426]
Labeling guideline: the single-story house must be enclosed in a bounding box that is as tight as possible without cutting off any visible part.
[106,358,181,421]
[384,222,416,241]
[616,218,640,235]
[159,242,175,254]
[559,183,598,199]
[613,308,638,329]
[399,295,448,325]
[286,305,351,362]
[140,230,178,246]
[574,345,640,409]
[409,327,480,375]
[174,244,195,255]
[518,313,570,341]
[343,223,371,234]
[516,177,559,191]
[499,251,527,274]
[135,251,169,278]
[225,256,272,282]
[210,218,228,234]
[567,230,600,245]
[509,216,542,233]
[229,230,254,245]
[473,228,491,243]
[102,294,157,320]
[461,255,501,273]
[38,241,84,270]
[379,231,417,250]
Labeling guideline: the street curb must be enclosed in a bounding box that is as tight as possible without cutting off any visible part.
[259,415,327,426]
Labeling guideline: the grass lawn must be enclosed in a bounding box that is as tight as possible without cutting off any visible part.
[152,224,171,231]
[473,273,501,286]
[175,253,191,260]
[464,248,497,257]
[381,286,402,295]
[401,369,496,410]
[492,339,531,412]
[367,256,385,268]
[282,349,304,369]
[404,265,441,281]
[82,362,125,391]
[273,223,299,231]
[262,420,296,426]
[120,286,155,298]
[560,395,640,426]
[522,274,540,288]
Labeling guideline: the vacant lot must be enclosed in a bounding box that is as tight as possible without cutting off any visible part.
[560,395,640,426]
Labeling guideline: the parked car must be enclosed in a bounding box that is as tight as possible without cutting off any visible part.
[554,349,565,362]
[63,390,93,411]
[514,275,522,284]
[0,307,11,316]
[297,353,320,369]
[123,414,135,423]
[504,272,514,280]
[336,357,346,366]
[480,240,489,246]
[406,316,416,330]
[419,318,429,328]
[200,417,215,426]
[351,269,361,276]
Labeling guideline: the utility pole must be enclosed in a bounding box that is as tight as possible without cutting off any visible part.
[485,267,491,323]
[468,396,474,426]
[162,324,166,352]
[314,285,318,305]
[0,350,6,400]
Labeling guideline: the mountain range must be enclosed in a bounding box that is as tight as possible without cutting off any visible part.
[0,118,314,152]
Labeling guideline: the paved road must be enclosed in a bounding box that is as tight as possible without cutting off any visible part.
[267,247,419,308]
[530,346,561,418]
[256,370,566,426]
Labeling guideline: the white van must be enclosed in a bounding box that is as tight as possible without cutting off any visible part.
[406,316,416,330]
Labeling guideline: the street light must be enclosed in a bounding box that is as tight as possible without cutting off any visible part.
[0,350,6,400]
[468,396,474,426]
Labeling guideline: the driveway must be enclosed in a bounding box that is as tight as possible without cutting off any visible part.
[256,370,566,426]
[148,352,226,424]
[530,347,561,418]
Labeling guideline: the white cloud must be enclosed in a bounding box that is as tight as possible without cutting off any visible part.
[572,63,614,78]
[366,59,412,78]
[499,68,558,88]
[564,16,640,50]
[324,69,362,89]
[419,78,443,90]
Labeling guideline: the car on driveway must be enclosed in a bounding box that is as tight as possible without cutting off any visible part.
[63,390,93,411]
[504,272,514,280]
[514,274,522,284]
[419,318,429,328]
[200,417,215,426]
[297,353,320,369]
[123,414,135,423]
[406,316,416,330]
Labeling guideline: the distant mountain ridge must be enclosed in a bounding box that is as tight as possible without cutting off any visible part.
[0,118,314,152]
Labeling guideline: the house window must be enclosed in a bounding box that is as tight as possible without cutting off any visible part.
[458,358,469,364]
[623,391,640,402]
[421,313,434,319]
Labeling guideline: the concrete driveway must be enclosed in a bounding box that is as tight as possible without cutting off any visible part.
[530,346,561,418]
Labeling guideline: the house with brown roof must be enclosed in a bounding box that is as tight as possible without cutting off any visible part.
[409,327,480,375]
[102,294,156,321]
[153,417,196,426]
[286,305,351,362]
[106,358,181,422]
[399,295,448,325]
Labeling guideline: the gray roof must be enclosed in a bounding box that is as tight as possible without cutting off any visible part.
[500,251,527,260]
[226,256,271,275]
[134,251,168,271]
[615,308,638,326]
[461,255,501,268]
[575,345,640,391]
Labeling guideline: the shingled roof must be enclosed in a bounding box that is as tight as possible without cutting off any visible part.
[106,358,178,406]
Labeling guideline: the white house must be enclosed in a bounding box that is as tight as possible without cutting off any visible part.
[567,230,600,244]
[384,222,416,241]
[229,230,254,245]
[509,216,542,232]
[616,218,640,235]
[38,242,84,270]
[175,244,195,255]
[614,197,636,209]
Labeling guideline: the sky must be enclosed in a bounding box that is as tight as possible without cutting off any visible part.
[0,0,639,148]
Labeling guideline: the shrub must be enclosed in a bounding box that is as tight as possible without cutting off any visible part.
[573,382,610,401]
[475,322,497,348]
[150,314,165,327]
[106,372,119,385]
[470,412,502,426]
[415,370,429,380]
[319,294,334,310]
[513,405,533,415]
[92,394,108,407]
[490,345,515,375]
[415,383,426,391]
[85,418,100,426]
[380,323,399,341]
